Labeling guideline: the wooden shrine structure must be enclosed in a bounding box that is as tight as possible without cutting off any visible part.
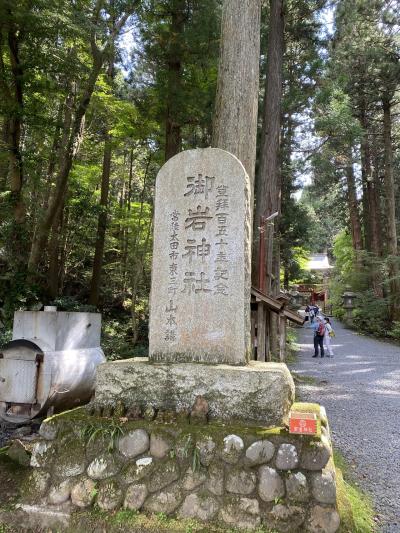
[250,286,304,363]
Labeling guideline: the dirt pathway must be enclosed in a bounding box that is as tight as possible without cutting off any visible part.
[290,319,400,532]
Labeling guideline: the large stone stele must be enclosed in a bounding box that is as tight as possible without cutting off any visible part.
[149,148,251,365]
[94,358,294,427]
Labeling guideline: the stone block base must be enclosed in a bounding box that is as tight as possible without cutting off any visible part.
[20,405,339,532]
[94,358,295,427]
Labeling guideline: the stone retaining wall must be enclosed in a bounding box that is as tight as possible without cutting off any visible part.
[24,405,340,532]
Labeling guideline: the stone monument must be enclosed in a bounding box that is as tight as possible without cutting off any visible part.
[95,148,295,426]
[149,148,251,364]
[18,149,339,533]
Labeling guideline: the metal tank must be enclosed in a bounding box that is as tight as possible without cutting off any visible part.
[0,308,106,423]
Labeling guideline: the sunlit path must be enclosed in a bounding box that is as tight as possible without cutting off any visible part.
[290,320,400,533]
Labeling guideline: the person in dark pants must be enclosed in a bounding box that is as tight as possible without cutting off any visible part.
[312,315,325,358]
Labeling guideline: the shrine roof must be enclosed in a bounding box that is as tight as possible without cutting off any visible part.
[306,253,333,271]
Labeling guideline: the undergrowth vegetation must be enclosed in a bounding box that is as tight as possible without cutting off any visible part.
[334,450,376,533]
[330,231,400,340]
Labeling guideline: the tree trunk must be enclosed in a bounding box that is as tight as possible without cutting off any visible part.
[0,118,8,191]
[31,91,74,274]
[27,8,132,273]
[6,24,25,226]
[283,265,289,290]
[360,110,380,257]
[0,22,27,268]
[164,1,185,161]
[58,205,70,293]
[47,204,64,298]
[131,215,153,346]
[382,96,400,320]
[255,0,284,361]
[359,106,383,297]
[122,148,134,290]
[361,175,370,251]
[28,52,104,272]
[345,152,363,254]
[212,0,261,199]
[88,134,113,306]
[255,0,284,293]
[268,238,281,359]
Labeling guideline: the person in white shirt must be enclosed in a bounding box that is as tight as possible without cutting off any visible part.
[324,317,334,357]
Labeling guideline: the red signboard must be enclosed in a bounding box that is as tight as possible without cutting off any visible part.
[289,412,318,435]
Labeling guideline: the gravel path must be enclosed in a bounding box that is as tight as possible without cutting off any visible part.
[290,319,400,532]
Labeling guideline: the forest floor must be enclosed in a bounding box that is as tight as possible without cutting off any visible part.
[290,320,400,533]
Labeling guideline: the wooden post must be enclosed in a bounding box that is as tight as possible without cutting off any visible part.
[279,312,286,362]
[257,301,266,362]
[265,309,270,361]
[258,216,266,293]
[251,313,256,360]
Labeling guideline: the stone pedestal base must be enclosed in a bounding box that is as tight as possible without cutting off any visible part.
[17,403,340,533]
[94,359,295,427]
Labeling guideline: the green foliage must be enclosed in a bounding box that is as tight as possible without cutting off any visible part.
[102,315,148,361]
[110,509,139,525]
[50,296,97,313]
[191,446,201,473]
[333,231,355,279]
[352,291,391,338]
[329,230,396,336]
[156,512,169,524]
[285,326,300,364]
[334,450,376,533]
[135,0,220,152]
[388,322,400,341]
[315,85,362,146]
[0,328,12,348]
[1,0,399,354]
[80,421,125,452]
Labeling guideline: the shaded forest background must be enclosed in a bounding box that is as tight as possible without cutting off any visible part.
[1,0,399,357]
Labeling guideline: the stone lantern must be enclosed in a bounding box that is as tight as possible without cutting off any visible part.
[342,288,357,324]
[289,288,302,308]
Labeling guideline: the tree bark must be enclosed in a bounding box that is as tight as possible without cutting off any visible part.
[359,105,383,297]
[360,108,380,257]
[129,162,153,346]
[89,134,113,306]
[0,118,9,192]
[0,20,27,269]
[345,152,363,253]
[47,204,64,298]
[255,0,286,361]
[212,0,261,199]
[382,95,400,320]
[5,23,25,225]
[122,148,135,291]
[255,0,284,293]
[58,205,70,293]
[164,0,185,161]
[131,216,153,346]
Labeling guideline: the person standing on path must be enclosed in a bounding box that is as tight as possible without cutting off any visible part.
[324,317,334,357]
[312,315,325,358]
[310,305,315,324]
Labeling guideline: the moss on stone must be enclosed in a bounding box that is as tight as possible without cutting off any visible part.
[291,402,321,417]
[67,506,269,533]
[48,407,288,442]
